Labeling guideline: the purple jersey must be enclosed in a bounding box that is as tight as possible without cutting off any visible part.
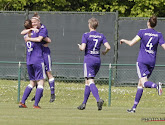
[39,24,48,38]
[82,31,108,78]
[39,24,52,71]
[82,31,108,57]
[25,31,44,65]
[137,28,165,66]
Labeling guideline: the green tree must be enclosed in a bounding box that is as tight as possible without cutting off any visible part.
[0,0,165,17]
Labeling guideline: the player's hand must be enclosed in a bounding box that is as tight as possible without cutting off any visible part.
[78,44,81,49]
[120,39,125,44]
[24,37,29,42]
[102,51,106,55]
[31,28,39,33]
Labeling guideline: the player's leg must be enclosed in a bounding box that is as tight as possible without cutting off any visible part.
[88,78,104,111]
[19,65,36,108]
[77,79,91,110]
[44,54,55,102]
[31,85,37,101]
[127,62,146,113]
[128,78,144,113]
[19,80,36,108]
[46,71,55,102]
[33,79,44,108]
[83,79,91,104]
[143,67,162,95]
[33,62,46,108]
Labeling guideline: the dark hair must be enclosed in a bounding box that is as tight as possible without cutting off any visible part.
[149,15,157,28]
[24,19,32,37]
[24,19,32,29]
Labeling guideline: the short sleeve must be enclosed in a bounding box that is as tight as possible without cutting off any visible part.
[81,33,87,44]
[39,25,48,38]
[159,33,165,45]
[137,30,143,39]
[102,35,108,44]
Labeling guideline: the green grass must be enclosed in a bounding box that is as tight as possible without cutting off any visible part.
[0,80,165,125]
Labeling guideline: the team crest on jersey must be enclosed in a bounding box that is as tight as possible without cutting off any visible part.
[143,73,146,76]
[41,25,45,29]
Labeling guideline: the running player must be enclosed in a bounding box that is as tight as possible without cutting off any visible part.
[77,17,111,111]
[120,15,165,113]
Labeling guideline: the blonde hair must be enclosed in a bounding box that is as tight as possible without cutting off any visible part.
[31,12,40,22]
[88,18,99,29]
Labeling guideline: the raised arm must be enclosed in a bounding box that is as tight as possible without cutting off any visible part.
[21,28,39,35]
[102,42,111,55]
[120,35,141,46]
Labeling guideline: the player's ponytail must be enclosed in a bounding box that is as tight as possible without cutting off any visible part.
[149,15,157,28]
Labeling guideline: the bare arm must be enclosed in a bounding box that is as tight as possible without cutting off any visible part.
[43,37,51,43]
[21,29,31,35]
[78,43,86,51]
[161,43,165,50]
[120,35,141,46]
[21,28,39,35]
[25,36,44,42]
[102,42,111,55]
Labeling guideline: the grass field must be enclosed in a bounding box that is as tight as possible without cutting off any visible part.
[0,80,165,125]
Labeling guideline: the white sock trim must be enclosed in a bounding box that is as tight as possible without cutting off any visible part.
[89,83,95,85]
[137,86,143,89]
[37,85,44,89]
[28,84,33,88]
[49,78,54,82]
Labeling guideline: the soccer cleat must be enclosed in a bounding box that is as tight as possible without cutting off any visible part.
[77,103,86,110]
[49,94,55,103]
[33,105,41,109]
[19,102,27,108]
[97,99,104,111]
[127,108,135,113]
[157,82,162,96]
[31,96,35,101]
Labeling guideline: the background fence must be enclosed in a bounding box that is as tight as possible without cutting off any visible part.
[1,11,165,85]
[1,61,165,106]
[1,11,165,105]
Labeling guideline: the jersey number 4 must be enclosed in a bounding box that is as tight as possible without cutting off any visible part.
[146,37,153,50]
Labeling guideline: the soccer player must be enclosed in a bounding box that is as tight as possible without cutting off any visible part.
[77,17,111,111]
[19,19,50,109]
[120,15,165,113]
[22,13,55,103]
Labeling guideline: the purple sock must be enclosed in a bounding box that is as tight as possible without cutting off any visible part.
[34,85,43,106]
[82,85,91,104]
[90,83,100,102]
[21,84,33,104]
[49,78,55,95]
[132,88,143,109]
[144,81,157,88]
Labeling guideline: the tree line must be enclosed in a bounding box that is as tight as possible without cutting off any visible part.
[1,0,165,17]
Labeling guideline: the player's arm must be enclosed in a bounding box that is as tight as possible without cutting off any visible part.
[78,43,86,51]
[161,43,165,50]
[102,42,111,55]
[43,37,51,43]
[120,35,141,46]
[21,28,39,35]
[25,36,44,42]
